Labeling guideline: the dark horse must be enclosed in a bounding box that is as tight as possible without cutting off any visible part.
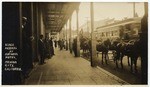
[126,39,140,73]
[96,39,111,65]
[80,37,91,58]
[112,40,128,69]
[112,39,140,73]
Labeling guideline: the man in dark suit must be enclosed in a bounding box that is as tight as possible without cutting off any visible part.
[22,17,31,78]
[38,35,45,64]
[73,38,77,57]
[49,37,55,56]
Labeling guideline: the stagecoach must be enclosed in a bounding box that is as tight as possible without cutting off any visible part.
[80,17,142,70]
[94,17,142,72]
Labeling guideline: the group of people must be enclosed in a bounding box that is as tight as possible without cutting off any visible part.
[58,39,68,50]
[39,37,77,65]
[57,38,77,57]
[38,35,55,65]
[22,17,57,78]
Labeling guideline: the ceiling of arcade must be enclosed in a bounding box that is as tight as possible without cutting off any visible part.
[41,2,80,35]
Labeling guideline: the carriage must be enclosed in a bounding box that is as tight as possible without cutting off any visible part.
[80,17,142,73]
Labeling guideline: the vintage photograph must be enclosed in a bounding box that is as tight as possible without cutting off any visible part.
[2,2,148,85]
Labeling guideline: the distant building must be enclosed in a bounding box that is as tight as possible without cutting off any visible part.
[57,18,120,40]
[59,29,78,40]
[96,17,141,41]
[79,18,117,38]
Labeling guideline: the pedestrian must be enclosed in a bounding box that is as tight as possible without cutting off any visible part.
[38,35,45,64]
[58,39,61,50]
[60,39,64,50]
[73,38,77,57]
[66,40,68,50]
[54,40,57,48]
[49,37,55,56]
[22,17,34,78]
[44,36,50,58]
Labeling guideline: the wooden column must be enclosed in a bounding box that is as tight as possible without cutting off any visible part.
[39,3,44,38]
[69,17,72,53]
[33,2,39,62]
[63,27,65,40]
[140,2,148,84]
[36,3,40,62]
[30,2,34,68]
[66,23,68,50]
[90,2,97,67]
[76,8,80,57]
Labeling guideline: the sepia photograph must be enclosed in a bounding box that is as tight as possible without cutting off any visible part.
[2,1,148,85]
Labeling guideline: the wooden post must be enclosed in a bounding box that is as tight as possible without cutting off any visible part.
[66,23,68,50]
[69,17,72,53]
[39,3,45,38]
[90,2,97,67]
[30,2,34,68]
[140,2,148,84]
[34,2,39,62]
[76,8,80,57]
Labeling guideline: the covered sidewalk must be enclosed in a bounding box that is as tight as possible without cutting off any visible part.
[25,48,129,85]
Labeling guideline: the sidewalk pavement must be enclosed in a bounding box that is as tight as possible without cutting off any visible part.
[25,48,129,85]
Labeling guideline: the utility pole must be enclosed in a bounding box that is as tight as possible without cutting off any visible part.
[133,2,136,17]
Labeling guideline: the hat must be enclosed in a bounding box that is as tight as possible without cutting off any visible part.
[22,17,27,22]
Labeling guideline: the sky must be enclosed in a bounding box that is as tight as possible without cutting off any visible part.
[68,2,145,30]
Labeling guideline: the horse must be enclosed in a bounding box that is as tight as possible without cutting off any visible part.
[126,39,140,73]
[96,39,111,65]
[112,39,140,73]
[82,41,90,53]
[80,37,91,58]
[112,41,130,69]
[111,40,122,68]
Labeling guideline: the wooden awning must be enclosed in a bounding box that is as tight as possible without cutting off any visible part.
[41,2,80,35]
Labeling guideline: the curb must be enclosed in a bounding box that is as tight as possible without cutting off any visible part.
[96,66,130,85]
[28,62,39,76]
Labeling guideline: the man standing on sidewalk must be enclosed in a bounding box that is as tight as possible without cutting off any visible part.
[38,35,45,64]
[73,37,77,57]
[49,37,55,56]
